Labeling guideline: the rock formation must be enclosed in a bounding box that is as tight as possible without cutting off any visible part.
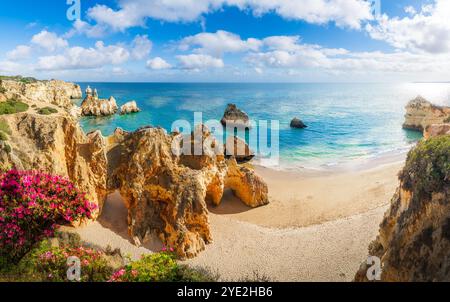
[224,136,255,163]
[1,78,270,259]
[221,104,252,128]
[290,117,307,129]
[120,101,141,115]
[403,96,450,132]
[107,125,269,258]
[424,124,450,139]
[0,79,81,109]
[0,112,108,214]
[355,134,450,282]
[80,87,118,116]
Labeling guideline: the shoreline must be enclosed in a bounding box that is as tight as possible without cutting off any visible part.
[70,156,404,281]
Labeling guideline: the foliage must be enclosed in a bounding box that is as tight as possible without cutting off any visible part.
[0,131,7,141]
[0,100,29,115]
[0,75,38,84]
[0,119,11,135]
[109,250,219,282]
[0,170,97,263]
[400,135,450,208]
[37,107,58,115]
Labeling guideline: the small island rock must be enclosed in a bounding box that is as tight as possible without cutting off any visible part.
[120,101,141,115]
[290,117,307,129]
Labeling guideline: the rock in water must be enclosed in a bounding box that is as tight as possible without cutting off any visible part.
[221,104,252,128]
[120,101,141,115]
[290,117,307,129]
[355,134,450,282]
[224,136,255,163]
[403,96,450,132]
[81,94,118,116]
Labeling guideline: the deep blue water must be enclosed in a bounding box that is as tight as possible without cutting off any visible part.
[76,82,450,170]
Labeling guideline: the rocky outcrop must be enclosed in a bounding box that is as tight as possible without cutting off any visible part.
[81,95,118,116]
[0,79,81,109]
[0,112,108,214]
[355,134,450,282]
[1,79,270,259]
[107,125,269,258]
[224,136,255,163]
[424,124,450,139]
[221,104,252,128]
[403,96,450,132]
[120,101,141,115]
[290,117,307,129]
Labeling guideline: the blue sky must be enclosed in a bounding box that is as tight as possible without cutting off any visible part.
[0,0,448,82]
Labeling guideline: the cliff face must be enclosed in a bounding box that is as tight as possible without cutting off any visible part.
[355,134,450,282]
[403,96,450,132]
[0,112,108,214]
[0,79,82,109]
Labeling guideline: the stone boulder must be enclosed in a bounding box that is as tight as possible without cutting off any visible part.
[290,117,307,129]
[120,101,141,115]
[224,136,255,163]
[81,95,118,116]
[403,96,450,132]
[424,124,450,139]
[355,134,450,281]
[221,104,252,129]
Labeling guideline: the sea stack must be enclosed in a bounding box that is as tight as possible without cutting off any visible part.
[224,136,255,163]
[221,104,252,129]
[80,87,118,116]
[290,117,307,129]
[403,96,450,132]
[120,101,141,115]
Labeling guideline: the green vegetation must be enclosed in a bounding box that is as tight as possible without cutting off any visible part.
[0,75,38,84]
[37,106,58,115]
[445,116,450,123]
[400,135,450,209]
[0,99,29,115]
[0,119,11,135]
[0,132,7,141]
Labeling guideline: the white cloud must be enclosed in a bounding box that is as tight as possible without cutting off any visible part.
[179,30,261,56]
[366,0,450,54]
[6,45,32,61]
[146,57,172,70]
[0,60,22,73]
[31,30,68,52]
[176,54,224,69]
[85,0,373,32]
[404,6,416,16]
[65,20,108,38]
[36,41,130,71]
[131,35,152,60]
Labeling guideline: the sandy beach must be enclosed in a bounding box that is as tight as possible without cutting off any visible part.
[69,159,404,281]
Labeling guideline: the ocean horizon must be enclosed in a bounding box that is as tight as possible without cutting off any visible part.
[76,82,450,170]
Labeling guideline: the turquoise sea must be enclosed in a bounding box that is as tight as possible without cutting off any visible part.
[77,83,450,170]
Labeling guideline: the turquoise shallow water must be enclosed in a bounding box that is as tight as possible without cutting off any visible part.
[76,82,450,170]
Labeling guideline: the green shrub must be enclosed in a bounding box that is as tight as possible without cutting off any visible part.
[109,252,219,282]
[0,100,29,115]
[445,116,450,123]
[3,143,11,153]
[37,107,58,115]
[0,131,7,141]
[400,135,450,213]
[0,119,11,135]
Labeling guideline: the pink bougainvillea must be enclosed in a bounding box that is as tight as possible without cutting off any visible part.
[0,170,97,262]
